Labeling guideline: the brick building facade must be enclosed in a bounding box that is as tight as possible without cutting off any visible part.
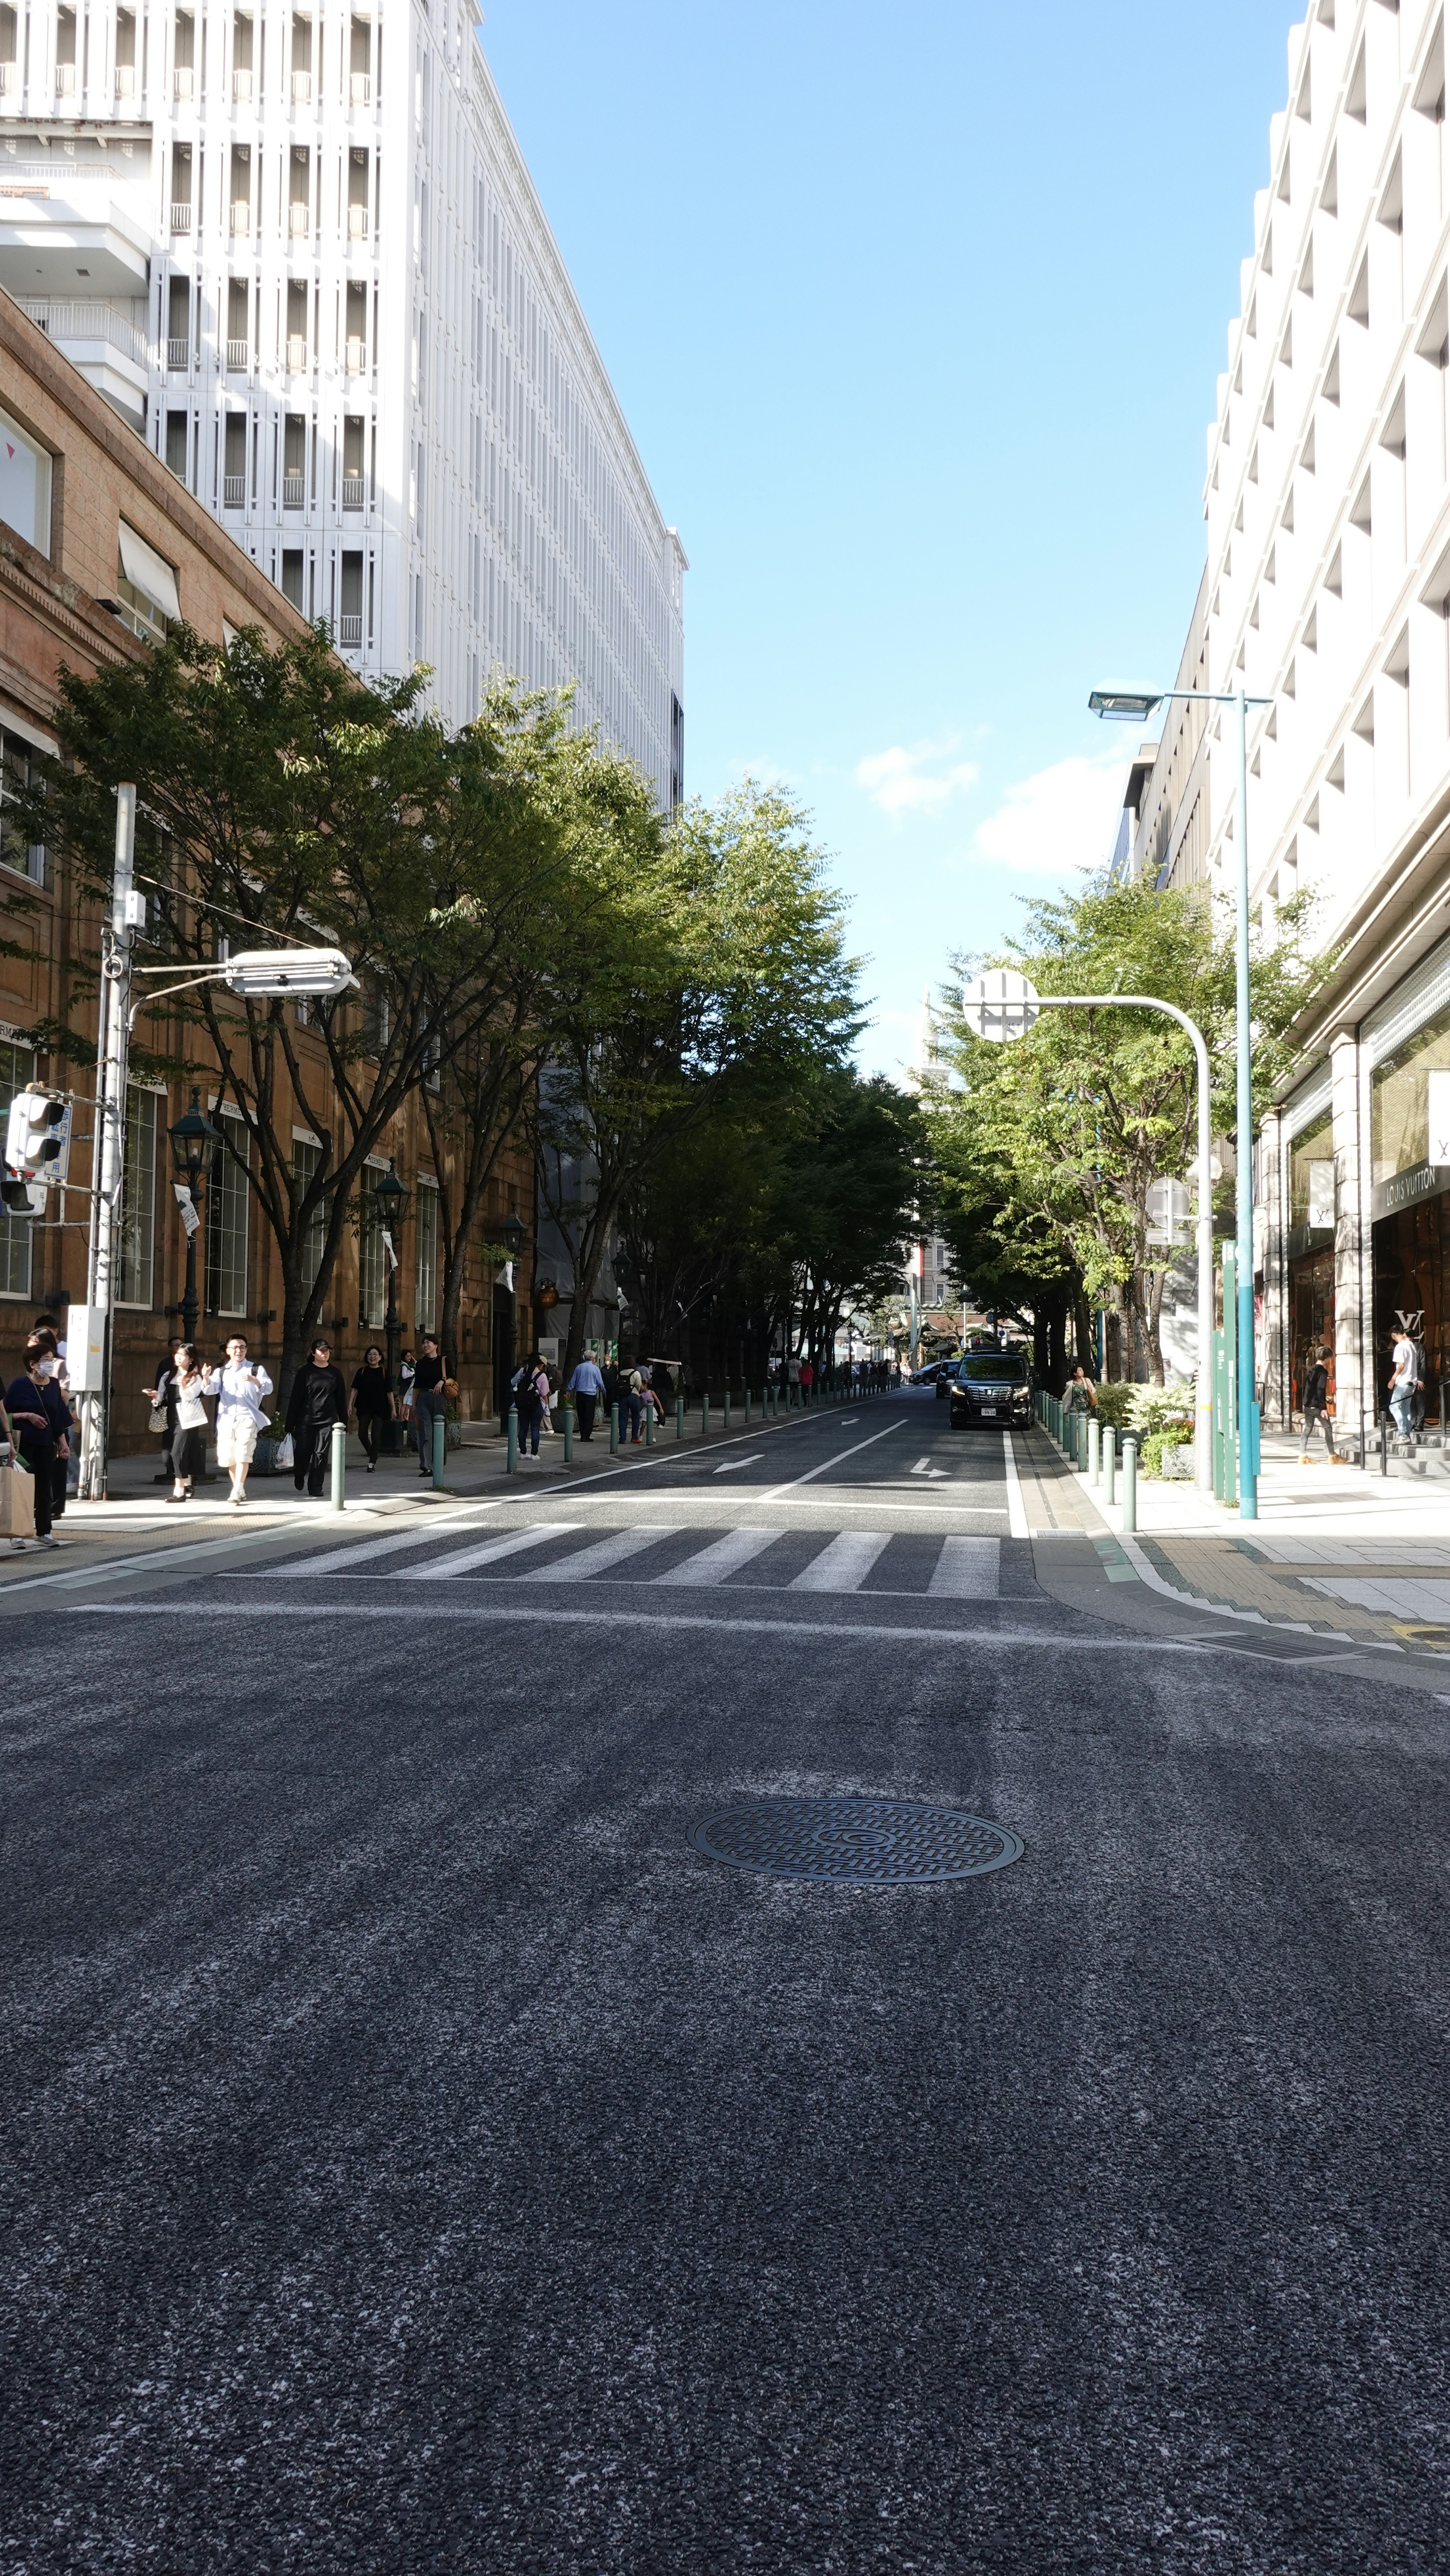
[0,289,532,1447]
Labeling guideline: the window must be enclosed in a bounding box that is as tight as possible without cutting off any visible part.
[117,1087,156,1307]
[358,1164,385,1327]
[0,727,46,884]
[223,414,246,506]
[0,406,51,556]
[360,980,389,1055]
[116,524,180,645]
[0,1039,34,1298]
[293,1135,326,1293]
[415,1177,437,1332]
[281,548,304,610]
[205,1116,249,1316]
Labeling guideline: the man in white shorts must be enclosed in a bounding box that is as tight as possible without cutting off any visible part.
[207,1334,274,1505]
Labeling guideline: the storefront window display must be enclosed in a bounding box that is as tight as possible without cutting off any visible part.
[1370,996,1450,1425]
[1287,1111,1335,1417]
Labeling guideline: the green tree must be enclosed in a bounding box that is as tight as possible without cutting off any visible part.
[33,625,540,1388]
[537,780,858,1383]
[926,870,1332,1384]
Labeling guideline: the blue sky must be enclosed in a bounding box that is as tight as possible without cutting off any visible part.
[480,1,1300,1076]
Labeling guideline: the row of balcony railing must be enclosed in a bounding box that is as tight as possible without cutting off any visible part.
[216,474,368,515]
[171,203,370,239]
[166,333,370,375]
[5,65,372,105]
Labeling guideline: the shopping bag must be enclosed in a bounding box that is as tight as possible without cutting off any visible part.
[274,1433,295,1472]
[0,1458,36,1539]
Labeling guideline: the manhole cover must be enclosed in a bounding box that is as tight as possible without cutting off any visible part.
[688,1795,1023,1885]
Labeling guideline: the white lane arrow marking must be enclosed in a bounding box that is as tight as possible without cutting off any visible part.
[910,1457,950,1479]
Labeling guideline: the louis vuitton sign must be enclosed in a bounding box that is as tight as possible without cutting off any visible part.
[1371,1161,1450,1222]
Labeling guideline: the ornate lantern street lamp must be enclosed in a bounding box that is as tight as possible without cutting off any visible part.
[167,1089,222,1345]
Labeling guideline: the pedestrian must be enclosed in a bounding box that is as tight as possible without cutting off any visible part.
[799,1356,814,1401]
[398,1347,416,1422]
[284,1337,349,1497]
[1064,1364,1098,1418]
[1298,1344,1340,1465]
[206,1333,273,1505]
[164,1342,211,1503]
[143,1341,179,1483]
[515,1353,548,1459]
[349,1343,395,1470]
[1389,1323,1419,1443]
[3,1344,58,1549]
[625,1364,646,1444]
[26,1327,73,1523]
[568,1351,605,1440]
[411,1333,447,1478]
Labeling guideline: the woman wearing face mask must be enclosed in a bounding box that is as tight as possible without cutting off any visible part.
[5,1339,64,1547]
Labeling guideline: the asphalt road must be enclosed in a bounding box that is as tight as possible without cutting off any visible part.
[5,1391,1450,2570]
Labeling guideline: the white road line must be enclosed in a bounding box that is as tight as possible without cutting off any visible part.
[1003,1433,1030,1539]
[760,1419,907,1500]
[713,1456,764,1475]
[266,1511,500,1578]
[654,1528,782,1588]
[790,1530,892,1593]
[73,1601,1228,1652]
[928,1536,1001,1598]
[402,1523,583,1580]
[518,1526,673,1583]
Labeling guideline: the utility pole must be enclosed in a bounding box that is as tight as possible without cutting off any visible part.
[79,785,136,1502]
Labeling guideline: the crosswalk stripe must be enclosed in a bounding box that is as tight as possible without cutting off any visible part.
[402,1523,583,1581]
[927,1536,1001,1598]
[518,1526,673,1583]
[653,1527,781,1587]
[267,1514,492,1578]
[789,1530,891,1593]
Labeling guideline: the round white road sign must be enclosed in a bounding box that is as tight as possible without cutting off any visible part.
[959,970,1041,1043]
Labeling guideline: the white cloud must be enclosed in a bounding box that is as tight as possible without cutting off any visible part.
[966,751,1127,876]
[855,737,980,819]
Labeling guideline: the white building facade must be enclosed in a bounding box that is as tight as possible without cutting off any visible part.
[0,0,685,800]
[1135,0,1450,1457]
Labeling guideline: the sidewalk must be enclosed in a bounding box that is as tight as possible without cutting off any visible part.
[1022,1419,1450,1652]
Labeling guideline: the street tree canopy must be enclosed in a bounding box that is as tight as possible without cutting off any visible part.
[925,871,1332,1384]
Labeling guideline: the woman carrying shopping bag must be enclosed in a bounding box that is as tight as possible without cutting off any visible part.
[164,1343,211,1503]
[284,1339,349,1498]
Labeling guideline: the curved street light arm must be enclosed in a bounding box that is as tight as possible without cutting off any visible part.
[1036,993,1214,1498]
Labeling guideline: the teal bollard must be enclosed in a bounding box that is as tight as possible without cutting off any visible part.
[563,1407,574,1464]
[645,1398,654,1445]
[745,1387,752,1426]
[330,1418,346,1510]
[1122,1437,1137,1533]
[609,1402,619,1455]
[432,1409,446,1490]
[1102,1427,1115,1507]
[507,1404,518,1472]
[701,1393,710,1437]
[675,1393,684,1441]
[724,1389,731,1433]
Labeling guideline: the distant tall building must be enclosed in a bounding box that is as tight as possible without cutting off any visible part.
[0,0,685,800]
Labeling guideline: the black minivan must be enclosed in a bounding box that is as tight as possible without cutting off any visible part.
[949,1348,1033,1429]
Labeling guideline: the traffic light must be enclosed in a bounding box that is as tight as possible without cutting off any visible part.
[4,1086,70,1186]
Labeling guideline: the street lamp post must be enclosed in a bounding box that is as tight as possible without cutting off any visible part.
[961,972,1215,1497]
[1089,684,1271,1520]
[167,1089,222,1345]
[373,1157,410,1448]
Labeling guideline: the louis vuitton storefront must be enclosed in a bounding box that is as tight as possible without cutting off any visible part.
[1265,933,1450,1451]
[1367,989,1450,1425]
